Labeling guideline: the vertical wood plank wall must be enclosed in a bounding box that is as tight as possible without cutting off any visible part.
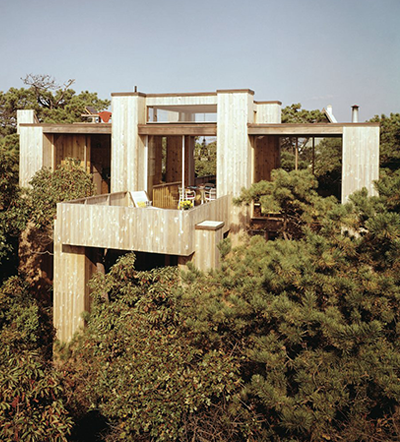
[217,90,255,197]
[54,220,96,343]
[19,126,44,187]
[165,136,195,186]
[54,134,91,172]
[185,135,195,186]
[254,102,282,124]
[17,110,38,133]
[43,135,55,170]
[254,136,281,182]
[194,226,224,271]
[111,93,146,192]
[166,136,182,183]
[147,136,163,196]
[342,126,380,202]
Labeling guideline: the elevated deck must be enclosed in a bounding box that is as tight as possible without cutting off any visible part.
[56,191,231,256]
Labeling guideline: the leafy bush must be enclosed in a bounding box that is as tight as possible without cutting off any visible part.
[0,277,72,441]
[26,159,95,230]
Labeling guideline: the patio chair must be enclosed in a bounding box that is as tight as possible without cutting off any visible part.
[179,187,196,202]
[185,189,196,201]
[131,191,152,208]
[205,188,217,202]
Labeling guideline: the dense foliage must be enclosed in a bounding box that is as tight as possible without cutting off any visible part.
[0,277,72,441]
[25,160,95,230]
[61,257,254,441]
[179,172,400,441]
[195,139,216,178]
[0,135,21,279]
[370,113,400,172]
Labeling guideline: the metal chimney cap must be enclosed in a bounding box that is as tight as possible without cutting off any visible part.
[352,104,359,109]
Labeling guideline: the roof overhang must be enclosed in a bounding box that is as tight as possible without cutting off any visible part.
[19,123,112,135]
[138,123,217,136]
[248,122,379,137]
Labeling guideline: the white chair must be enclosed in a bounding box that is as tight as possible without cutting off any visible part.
[131,191,152,208]
[205,188,217,202]
[185,189,196,202]
[179,187,196,202]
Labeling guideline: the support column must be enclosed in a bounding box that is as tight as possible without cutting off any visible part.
[111,92,146,192]
[216,89,255,198]
[342,126,380,202]
[217,89,255,234]
[18,125,44,187]
[194,221,225,271]
[53,220,97,342]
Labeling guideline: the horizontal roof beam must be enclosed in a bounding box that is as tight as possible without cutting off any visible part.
[19,123,112,135]
[248,122,379,137]
[138,123,217,136]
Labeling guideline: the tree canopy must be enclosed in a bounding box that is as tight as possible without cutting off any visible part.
[0,74,110,137]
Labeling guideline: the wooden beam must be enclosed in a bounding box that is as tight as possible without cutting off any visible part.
[138,123,217,136]
[19,123,112,134]
[249,123,344,136]
[248,122,379,137]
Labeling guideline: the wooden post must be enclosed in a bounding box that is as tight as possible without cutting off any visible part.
[295,138,298,171]
[341,126,379,202]
[194,220,225,271]
[312,137,315,175]
[181,135,185,194]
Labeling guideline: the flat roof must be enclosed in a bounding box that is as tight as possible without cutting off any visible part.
[138,123,217,136]
[248,122,379,137]
[19,123,112,135]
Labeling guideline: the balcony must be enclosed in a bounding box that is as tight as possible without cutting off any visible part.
[55,191,231,256]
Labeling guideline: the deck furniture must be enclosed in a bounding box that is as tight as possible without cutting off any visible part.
[131,191,152,208]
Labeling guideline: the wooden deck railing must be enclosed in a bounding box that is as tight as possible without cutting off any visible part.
[68,191,134,207]
[152,181,181,209]
[56,194,231,256]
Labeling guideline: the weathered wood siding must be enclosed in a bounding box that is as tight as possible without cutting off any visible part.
[54,134,91,172]
[145,93,217,109]
[43,134,55,170]
[254,135,281,182]
[166,136,182,183]
[54,219,96,343]
[194,225,224,271]
[147,135,163,196]
[153,181,181,209]
[217,90,254,197]
[56,194,230,256]
[254,102,282,124]
[111,94,146,192]
[17,110,38,132]
[342,126,380,202]
[19,126,44,187]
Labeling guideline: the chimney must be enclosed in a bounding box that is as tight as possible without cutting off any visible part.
[352,105,359,123]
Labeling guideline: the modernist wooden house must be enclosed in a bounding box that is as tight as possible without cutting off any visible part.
[18,89,380,342]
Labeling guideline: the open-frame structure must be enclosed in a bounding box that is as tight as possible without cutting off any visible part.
[18,89,380,342]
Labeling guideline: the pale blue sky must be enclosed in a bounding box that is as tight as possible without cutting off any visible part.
[1,0,399,122]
